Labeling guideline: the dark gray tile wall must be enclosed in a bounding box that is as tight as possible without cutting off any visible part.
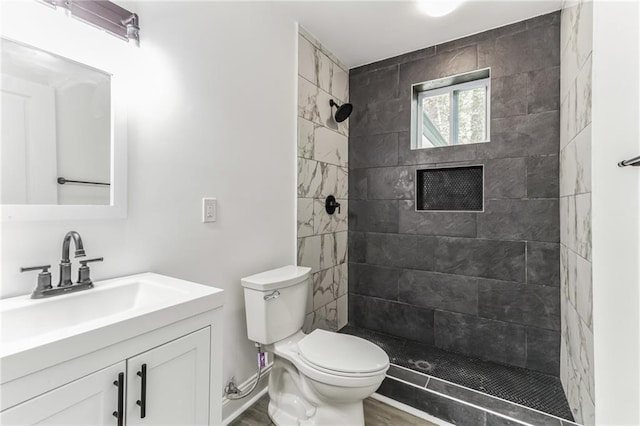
[348,12,561,375]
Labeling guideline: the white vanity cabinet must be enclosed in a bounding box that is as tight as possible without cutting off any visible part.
[2,327,214,426]
[0,273,225,426]
[126,328,211,425]
[1,362,125,425]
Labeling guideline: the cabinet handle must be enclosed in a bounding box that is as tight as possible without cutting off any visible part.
[112,372,124,426]
[136,363,147,418]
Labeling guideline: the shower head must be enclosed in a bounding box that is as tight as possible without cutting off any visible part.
[329,99,353,123]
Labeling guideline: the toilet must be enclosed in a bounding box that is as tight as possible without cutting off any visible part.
[241,265,389,426]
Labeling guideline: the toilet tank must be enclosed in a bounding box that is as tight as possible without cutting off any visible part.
[241,265,311,344]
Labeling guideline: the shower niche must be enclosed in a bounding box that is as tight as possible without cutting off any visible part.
[415,165,483,212]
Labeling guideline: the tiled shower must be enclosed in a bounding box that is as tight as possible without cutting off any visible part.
[349,13,561,374]
[298,5,594,426]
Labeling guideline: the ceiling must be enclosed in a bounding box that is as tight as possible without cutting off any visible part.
[278,1,562,69]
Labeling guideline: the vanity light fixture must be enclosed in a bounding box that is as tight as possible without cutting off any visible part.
[121,13,140,47]
[416,0,464,17]
[38,0,140,46]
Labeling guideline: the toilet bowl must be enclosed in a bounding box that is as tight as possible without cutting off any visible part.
[241,266,389,426]
[267,329,388,425]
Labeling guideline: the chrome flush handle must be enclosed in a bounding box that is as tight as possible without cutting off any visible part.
[264,290,280,301]
[618,155,640,167]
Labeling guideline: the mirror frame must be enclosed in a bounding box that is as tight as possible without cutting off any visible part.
[0,1,127,221]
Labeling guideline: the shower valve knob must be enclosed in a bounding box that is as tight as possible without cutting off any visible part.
[325,195,340,215]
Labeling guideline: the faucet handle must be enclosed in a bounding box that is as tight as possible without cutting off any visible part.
[78,257,103,285]
[79,257,104,267]
[21,265,53,297]
[20,264,51,273]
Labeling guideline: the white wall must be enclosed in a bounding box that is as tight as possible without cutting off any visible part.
[1,0,298,406]
[591,1,640,424]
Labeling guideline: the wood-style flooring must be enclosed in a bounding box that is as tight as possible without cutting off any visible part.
[229,393,437,426]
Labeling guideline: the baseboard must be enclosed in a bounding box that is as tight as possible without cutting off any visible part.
[371,392,453,426]
[221,364,272,425]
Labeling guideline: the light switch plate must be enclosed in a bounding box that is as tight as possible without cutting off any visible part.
[202,198,216,223]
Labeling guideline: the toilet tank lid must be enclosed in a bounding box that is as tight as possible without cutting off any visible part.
[241,265,311,291]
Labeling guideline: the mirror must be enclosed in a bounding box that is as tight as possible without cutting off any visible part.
[1,38,112,206]
[0,0,128,222]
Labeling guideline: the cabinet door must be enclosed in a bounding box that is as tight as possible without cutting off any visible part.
[0,362,125,426]
[126,327,210,426]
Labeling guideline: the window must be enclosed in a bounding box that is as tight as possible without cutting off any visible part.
[411,69,490,149]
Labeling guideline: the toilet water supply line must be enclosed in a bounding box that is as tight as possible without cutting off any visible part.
[225,343,266,400]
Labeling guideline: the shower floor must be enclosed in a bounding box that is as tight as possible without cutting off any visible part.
[341,325,576,425]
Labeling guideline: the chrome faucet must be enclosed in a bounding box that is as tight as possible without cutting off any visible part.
[20,231,103,298]
[59,231,86,287]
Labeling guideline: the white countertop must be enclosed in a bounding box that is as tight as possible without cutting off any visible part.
[0,273,224,383]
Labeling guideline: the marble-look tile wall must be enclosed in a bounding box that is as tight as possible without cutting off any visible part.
[559,1,594,424]
[348,12,562,375]
[297,28,349,333]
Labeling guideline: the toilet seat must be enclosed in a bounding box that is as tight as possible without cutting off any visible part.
[298,356,386,378]
[298,330,389,375]
[271,330,389,388]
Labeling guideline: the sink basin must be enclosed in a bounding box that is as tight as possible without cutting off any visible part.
[0,273,224,383]
[2,277,190,350]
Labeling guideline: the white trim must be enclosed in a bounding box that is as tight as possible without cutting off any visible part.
[371,393,453,426]
[418,78,488,99]
[221,363,272,425]
[222,387,269,426]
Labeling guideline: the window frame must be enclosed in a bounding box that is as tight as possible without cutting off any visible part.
[411,69,491,150]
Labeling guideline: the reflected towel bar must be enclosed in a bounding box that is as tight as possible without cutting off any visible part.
[57,177,110,186]
[618,155,640,167]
